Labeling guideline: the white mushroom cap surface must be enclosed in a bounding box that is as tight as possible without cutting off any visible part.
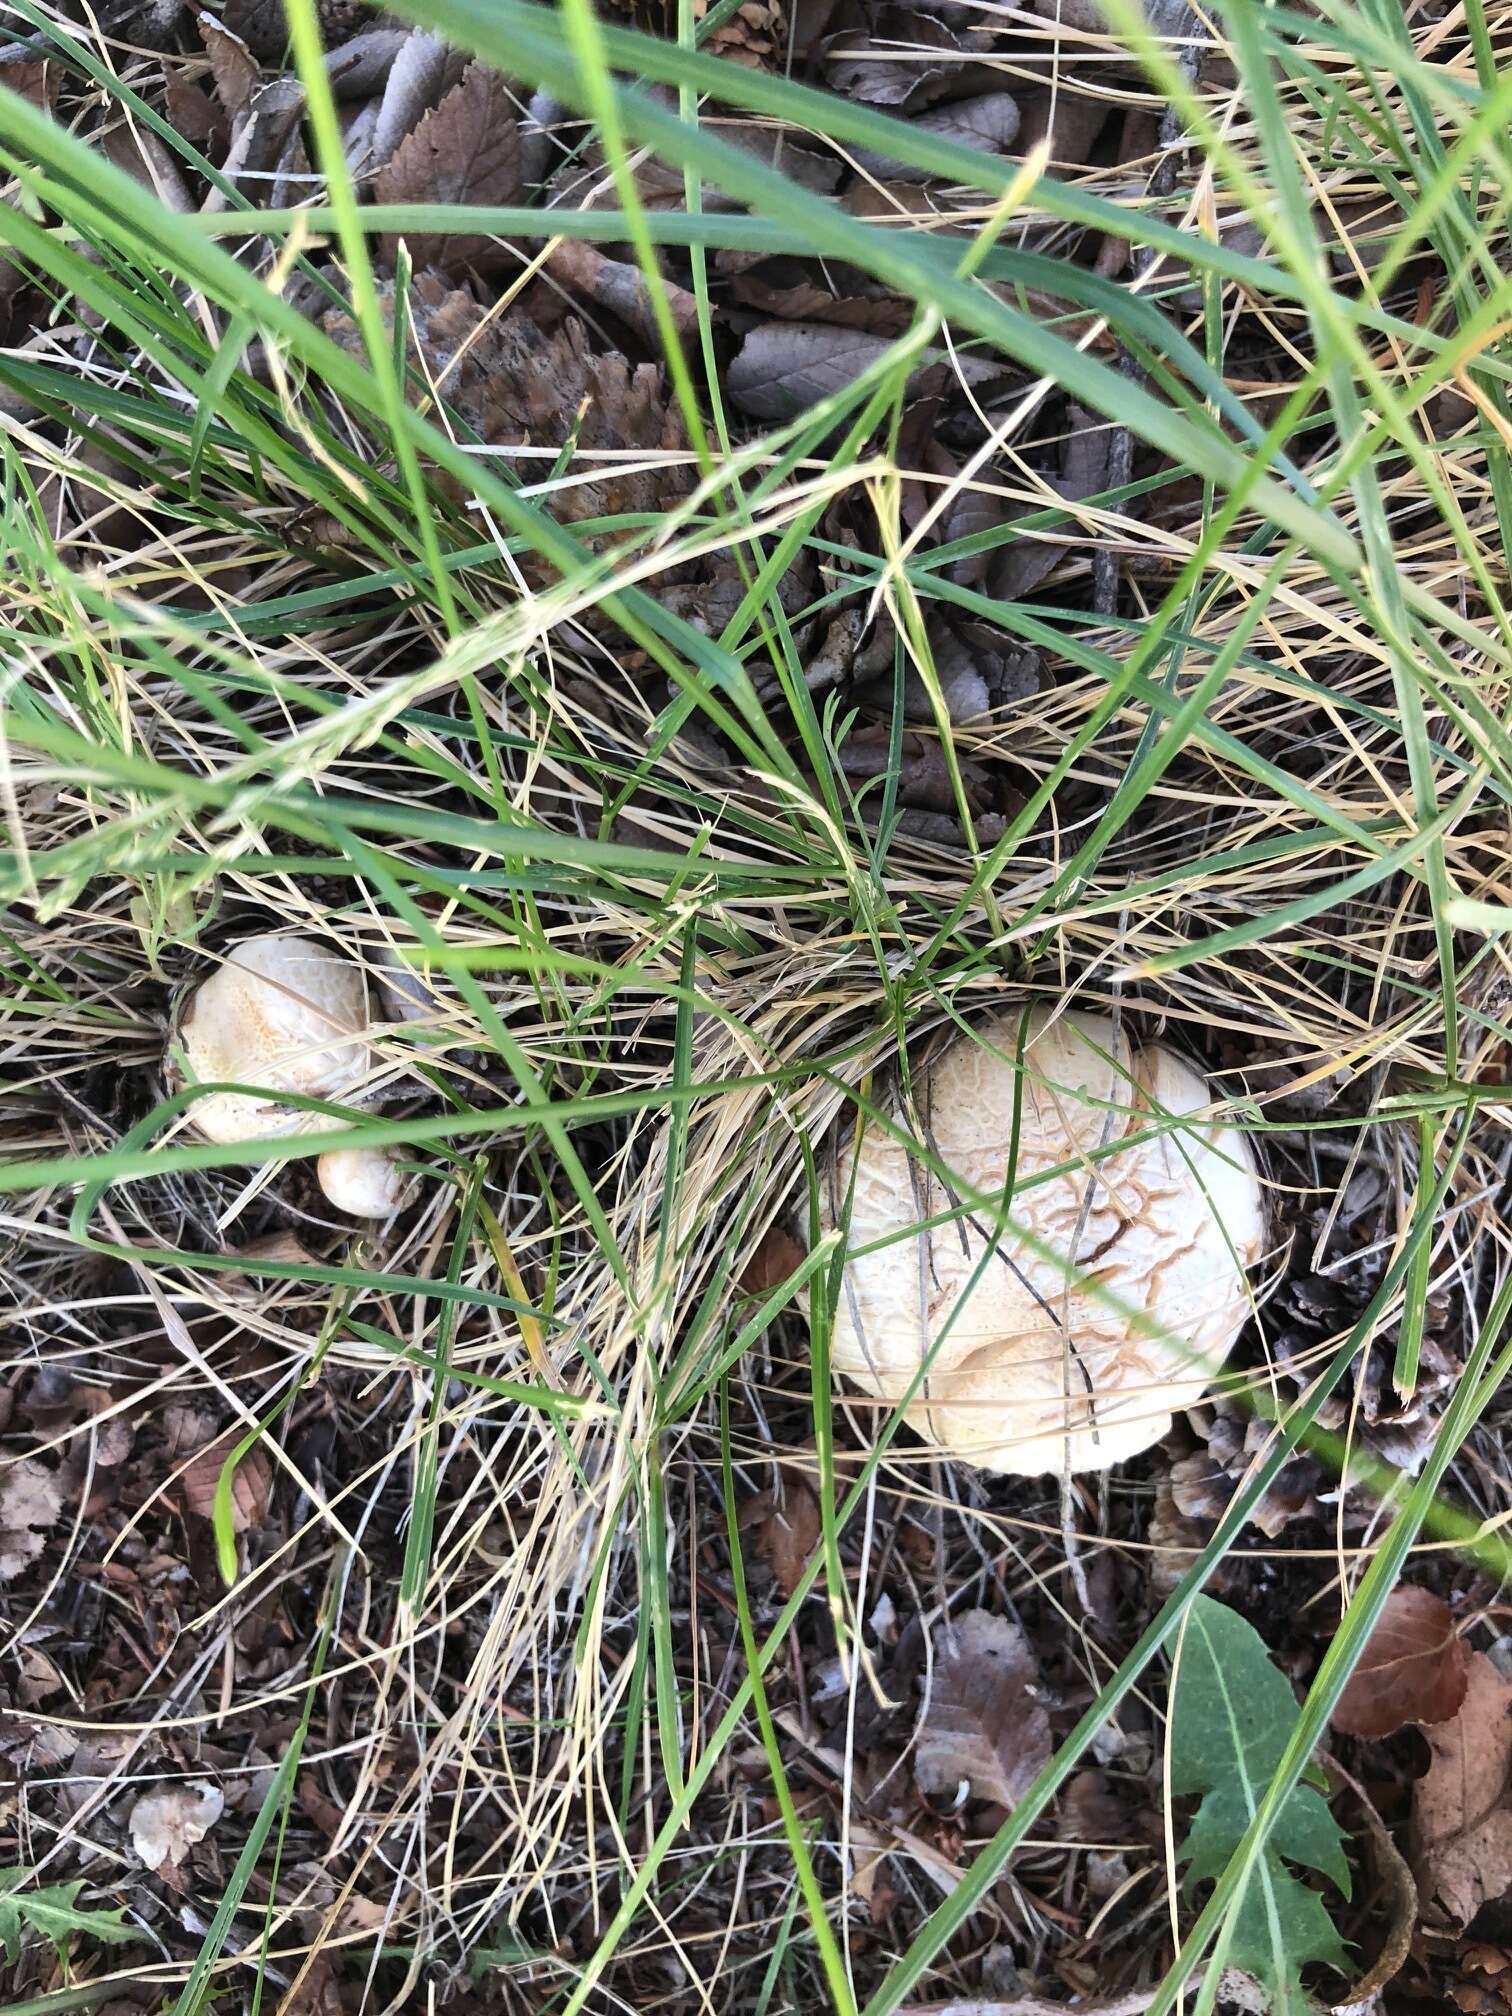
[316,1145,407,1219]
[176,935,372,1145]
[821,1005,1266,1476]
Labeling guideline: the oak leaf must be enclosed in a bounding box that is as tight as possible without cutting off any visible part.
[913,1609,1051,1810]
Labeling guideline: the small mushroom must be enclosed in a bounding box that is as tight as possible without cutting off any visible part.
[820,1005,1265,1475]
[171,934,401,1217]
[315,1145,406,1219]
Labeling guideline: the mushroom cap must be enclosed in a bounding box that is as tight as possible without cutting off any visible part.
[176,935,372,1144]
[316,1145,407,1219]
[821,1005,1266,1475]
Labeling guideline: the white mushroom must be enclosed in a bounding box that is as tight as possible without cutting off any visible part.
[171,934,400,1215]
[820,1004,1266,1476]
[315,1144,407,1219]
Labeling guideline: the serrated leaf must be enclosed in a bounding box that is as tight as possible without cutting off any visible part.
[0,1868,133,1963]
[1182,1778,1351,1896]
[375,62,521,275]
[1171,1597,1351,2008]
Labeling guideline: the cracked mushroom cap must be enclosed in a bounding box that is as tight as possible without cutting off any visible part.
[821,1005,1266,1476]
[174,934,373,1146]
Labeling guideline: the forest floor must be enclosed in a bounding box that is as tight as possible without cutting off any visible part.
[2,0,1512,2012]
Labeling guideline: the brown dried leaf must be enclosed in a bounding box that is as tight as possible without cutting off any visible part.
[180,1436,273,1534]
[1015,86,1109,169]
[0,58,59,111]
[200,13,262,127]
[203,76,306,212]
[1324,1757,1416,2011]
[163,67,230,158]
[1331,1586,1468,1740]
[726,321,902,420]
[282,1956,345,2016]
[728,318,1007,421]
[850,91,1021,185]
[828,7,963,109]
[0,1462,62,1584]
[326,26,409,100]
[720,126,844,199]
[729,257,913,335]
[163,1403,218,1460]
[740,1468,820,1598]
[102,122,194,211]
[369,29,463,170]
[839,726,988,813]
[738,1224,807,1296]
[986,402,1112,602]
[914,1610,1051,1811]
[375,63,522,274]
[1414,1652,1512,1926]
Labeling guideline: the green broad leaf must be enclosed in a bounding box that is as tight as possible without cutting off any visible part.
[0,1868,133,1963]
[1171,1598,1351,2005]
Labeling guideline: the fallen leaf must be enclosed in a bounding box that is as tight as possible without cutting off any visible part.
[129,1782,225,1872]
[827,7,964,109]
[0,61,60,336]
[326,26,410,99]
[179,1436,273,1534]
[913,1610,1051,1811]
[849,91,1021,184]
[1414,1651,1512,1927]
[721,126,844,199]
[728,319,1005,421]
[838,726,989,814]
[0,58,58,112]
[205,75,306,212]
[281,1956,345,2016]
[1330,1586,1468,1740]
[737,1224,807,1296]
[162,1403,218,1460]
[102,122,194,212]
[1325,1757,1416,2011]
[987,402,1113,602]
[376,63,522,274]
[726,321,914,421]
[740,1466,821,1598]
[199,13,262,128]
[0,1462,62,1583]
[1015,86,1109,168]
[369,29,463,170]
[162,67,230,158]
[728,255,914,335]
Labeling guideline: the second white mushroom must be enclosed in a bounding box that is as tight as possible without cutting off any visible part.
[171,933,404,1218]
